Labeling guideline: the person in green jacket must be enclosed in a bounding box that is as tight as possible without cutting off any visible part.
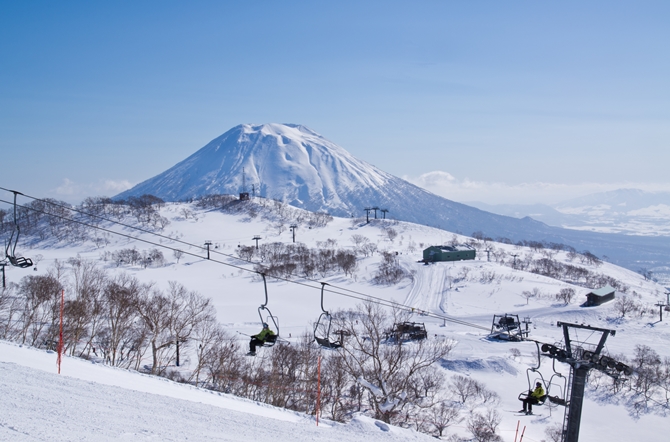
[519,382,545,415]
[248,323,276,355]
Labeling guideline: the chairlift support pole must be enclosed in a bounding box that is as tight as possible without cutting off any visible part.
[656,302,665,321]
[204,240,212,259]
[554,322,615,442]
[289,224,298,243]
[511,254,519,268]
[364,208,371,223]
[522,317,532,338]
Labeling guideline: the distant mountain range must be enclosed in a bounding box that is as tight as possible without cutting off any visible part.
[116,124,670,282]
[467,189,670,237]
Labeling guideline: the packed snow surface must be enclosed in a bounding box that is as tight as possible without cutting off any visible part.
[0,342,433,441]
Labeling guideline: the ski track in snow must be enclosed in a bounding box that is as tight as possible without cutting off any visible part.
[404,263,447,314]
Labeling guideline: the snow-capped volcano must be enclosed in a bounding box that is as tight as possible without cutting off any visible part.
[117,123,391,213]
[116,123,670,276]
[116,123,532,235]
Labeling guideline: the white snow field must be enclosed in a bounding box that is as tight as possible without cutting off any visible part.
[0,342,433,442]
[1,198,669,441]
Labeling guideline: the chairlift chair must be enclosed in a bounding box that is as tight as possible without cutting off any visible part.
[385,321,428,342]
[314,282,345,349]
[5,191,33,268]
[489,314,523,341]
[257,273,279,347]
[518,342,549,406]
[517,342,568,407]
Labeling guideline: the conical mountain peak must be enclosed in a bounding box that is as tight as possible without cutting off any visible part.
[114,124,670,274]
[115,123,388,211]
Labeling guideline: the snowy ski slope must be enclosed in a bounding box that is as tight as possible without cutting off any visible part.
[1,199,669,440]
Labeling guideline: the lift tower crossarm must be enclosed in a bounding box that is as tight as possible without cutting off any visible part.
[556,321,615,360]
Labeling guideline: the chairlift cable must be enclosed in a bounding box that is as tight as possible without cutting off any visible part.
[0,190,466,318]
[0,191,491,332]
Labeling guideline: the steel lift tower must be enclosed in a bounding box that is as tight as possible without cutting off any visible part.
[538,322,631,442]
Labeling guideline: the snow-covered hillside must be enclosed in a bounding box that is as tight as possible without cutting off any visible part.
[2,197,668,441]
[112,123,670,281]
[0,342,432,442]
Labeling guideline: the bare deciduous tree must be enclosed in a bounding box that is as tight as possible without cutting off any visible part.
[17,275,62,346]
[467,408,502,442]
[335,302,454,424]
[134,286,174,374]
[373,252,406,285]
[614,295,637,318]
[556,288,576,305]
[98,274,144,366]
[428,401,462,438]
[166,281,215,367]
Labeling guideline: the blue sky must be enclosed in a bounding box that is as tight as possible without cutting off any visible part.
[1,1,669,204]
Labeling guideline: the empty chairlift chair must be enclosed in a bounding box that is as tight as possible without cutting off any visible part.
[5,191,33,268]
[314,282,346,349]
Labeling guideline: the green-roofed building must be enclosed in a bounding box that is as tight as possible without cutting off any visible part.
[423,245,476,262]
[584,285,616,306]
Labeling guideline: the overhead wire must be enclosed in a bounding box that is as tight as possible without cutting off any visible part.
[8,193,490,331]
[0,188,491,332]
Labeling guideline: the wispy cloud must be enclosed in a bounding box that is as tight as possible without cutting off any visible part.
[403,171,670,205]
[51,179,133,203]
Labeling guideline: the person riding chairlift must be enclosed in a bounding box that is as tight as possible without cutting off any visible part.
[519,382,545,415]
[248,323,276,356]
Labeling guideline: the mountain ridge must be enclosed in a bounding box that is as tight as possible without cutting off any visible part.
[116,123,670,279]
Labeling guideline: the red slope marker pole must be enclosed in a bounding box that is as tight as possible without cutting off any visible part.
[514,420,520,442]
[57,289,64,374]
[316,354,322,426]
[519,425,526,442]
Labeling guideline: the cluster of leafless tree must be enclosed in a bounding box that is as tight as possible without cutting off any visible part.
[0,260,214,375]
[588,345,670,415]
[100,247,166,268]
[0,195,171,245]
[372,252,408,285]
[236,241,358,279]
[350,234,379,257]
[469,237,629,293]
[194,194,239,209]
[193,193,334,228]
[612,294,660,319]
